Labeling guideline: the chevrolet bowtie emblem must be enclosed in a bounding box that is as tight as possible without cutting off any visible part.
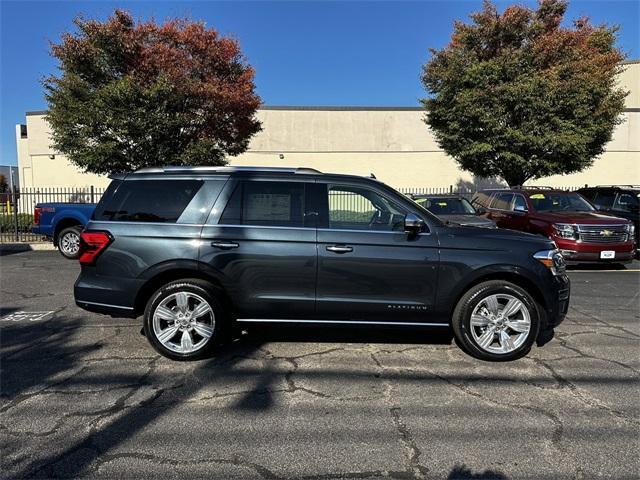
[601,230,613,237]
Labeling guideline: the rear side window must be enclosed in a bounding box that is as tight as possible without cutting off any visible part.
[93,180,203,223]
[490,193,514,210]
[614,192,639,211]
[219,181,306,227]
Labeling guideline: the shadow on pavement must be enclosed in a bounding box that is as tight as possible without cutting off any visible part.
[448,463,509,479]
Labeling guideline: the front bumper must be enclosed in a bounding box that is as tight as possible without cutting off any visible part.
[537,273,570,346]
[552,237,636,264]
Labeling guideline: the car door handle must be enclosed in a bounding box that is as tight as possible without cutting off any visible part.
[326,245,353,254]
[210,241,239,249]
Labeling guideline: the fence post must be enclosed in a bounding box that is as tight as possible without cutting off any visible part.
[90,185,95,204]
[12,189,19,242]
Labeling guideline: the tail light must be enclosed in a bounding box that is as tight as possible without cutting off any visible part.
[79,231,112,265]
[34,207,41,225]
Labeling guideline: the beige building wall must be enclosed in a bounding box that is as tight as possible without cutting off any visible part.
[16,61,639,190]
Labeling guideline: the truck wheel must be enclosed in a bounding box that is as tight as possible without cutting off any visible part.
[143,279,226,361]
[452,280,541,362]
[58,226,82,259]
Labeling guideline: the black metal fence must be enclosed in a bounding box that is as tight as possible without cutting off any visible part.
[0,184,583,243]
[0,187,106,243]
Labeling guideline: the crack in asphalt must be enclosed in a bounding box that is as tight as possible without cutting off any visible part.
[568,306,640,338]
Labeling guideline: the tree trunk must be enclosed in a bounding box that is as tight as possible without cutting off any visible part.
[503,172,528,187]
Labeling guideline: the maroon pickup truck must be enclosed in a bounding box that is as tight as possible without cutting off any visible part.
[471,187,636,264]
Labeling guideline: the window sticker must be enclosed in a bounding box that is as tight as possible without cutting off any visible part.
[245,193,291,221]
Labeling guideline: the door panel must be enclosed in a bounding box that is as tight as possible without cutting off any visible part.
[317,229,439,321]
[199,225,317,318]
[199,179,317,319]
[315,182,439,322]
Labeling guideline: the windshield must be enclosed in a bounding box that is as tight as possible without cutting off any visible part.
[528,192,595,212]
[415,197,477,215]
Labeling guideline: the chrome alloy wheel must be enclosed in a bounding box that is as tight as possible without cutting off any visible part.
[469,293,531,354]
[60,231,80,256]
[152,292,215,354]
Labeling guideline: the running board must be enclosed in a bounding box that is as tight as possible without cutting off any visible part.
[236,319,449,327]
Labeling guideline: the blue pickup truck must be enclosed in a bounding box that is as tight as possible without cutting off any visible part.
[33,203,96,258]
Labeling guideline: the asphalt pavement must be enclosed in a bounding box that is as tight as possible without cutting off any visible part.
[1,251,639,479]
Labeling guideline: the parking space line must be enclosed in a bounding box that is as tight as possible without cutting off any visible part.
[0,311,55,322]
[569,269,640,273]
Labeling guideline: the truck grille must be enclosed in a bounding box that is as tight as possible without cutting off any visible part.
[577,225,628,244]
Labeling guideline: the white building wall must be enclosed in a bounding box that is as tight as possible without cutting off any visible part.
[16,62,639,189]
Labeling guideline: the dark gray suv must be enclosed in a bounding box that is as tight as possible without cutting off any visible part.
[74,166,570,361]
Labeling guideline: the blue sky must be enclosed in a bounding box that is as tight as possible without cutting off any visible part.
[1,1,638,166]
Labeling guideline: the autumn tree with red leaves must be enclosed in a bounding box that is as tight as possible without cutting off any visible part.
[421,0,627,186]
[45,10,261,174]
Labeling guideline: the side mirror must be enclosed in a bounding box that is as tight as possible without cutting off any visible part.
[404,213,425,234]
[475,207,487,215]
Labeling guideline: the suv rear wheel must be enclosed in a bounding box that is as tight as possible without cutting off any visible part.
[452,280,541,361]
[143,279,225,361]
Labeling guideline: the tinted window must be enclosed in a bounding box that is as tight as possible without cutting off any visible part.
[592,191,616,209]
[490,193,514,210]
[220,181,305,227]
[94,180,203,223]
[419,197,476,215]
[327,185,408,231]
[614,192,639,212]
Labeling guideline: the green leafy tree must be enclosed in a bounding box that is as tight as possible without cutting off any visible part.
[45,10,261,174]
[421,0,627,186]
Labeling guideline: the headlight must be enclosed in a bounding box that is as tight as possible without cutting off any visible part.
[534,249,566,275]
[552,223,578,240]
[625,223,635,236]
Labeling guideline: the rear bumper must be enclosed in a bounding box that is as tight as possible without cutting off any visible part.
[74,268,143,318]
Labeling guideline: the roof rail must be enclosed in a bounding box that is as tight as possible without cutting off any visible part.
[133,166,323,175]
[594,184,640,188]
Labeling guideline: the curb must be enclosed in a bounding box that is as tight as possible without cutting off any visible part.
[0,243,57,253]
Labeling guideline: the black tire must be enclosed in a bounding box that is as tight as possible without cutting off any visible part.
[451,280,541,362]
[143,279,227,361]
[57,225,82,259]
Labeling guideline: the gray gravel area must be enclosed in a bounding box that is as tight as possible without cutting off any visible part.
[1,251,639,479]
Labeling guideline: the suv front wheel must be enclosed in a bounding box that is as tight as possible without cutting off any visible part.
[143,279,224,360]
[452,280,541,361]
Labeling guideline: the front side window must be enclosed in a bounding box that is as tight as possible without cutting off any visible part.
[592,191,616,209]
[512,194,528,211]
[220,181,306,227]
[327,185,408,231]
[528,192,595,212]
[93,180,203,223]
